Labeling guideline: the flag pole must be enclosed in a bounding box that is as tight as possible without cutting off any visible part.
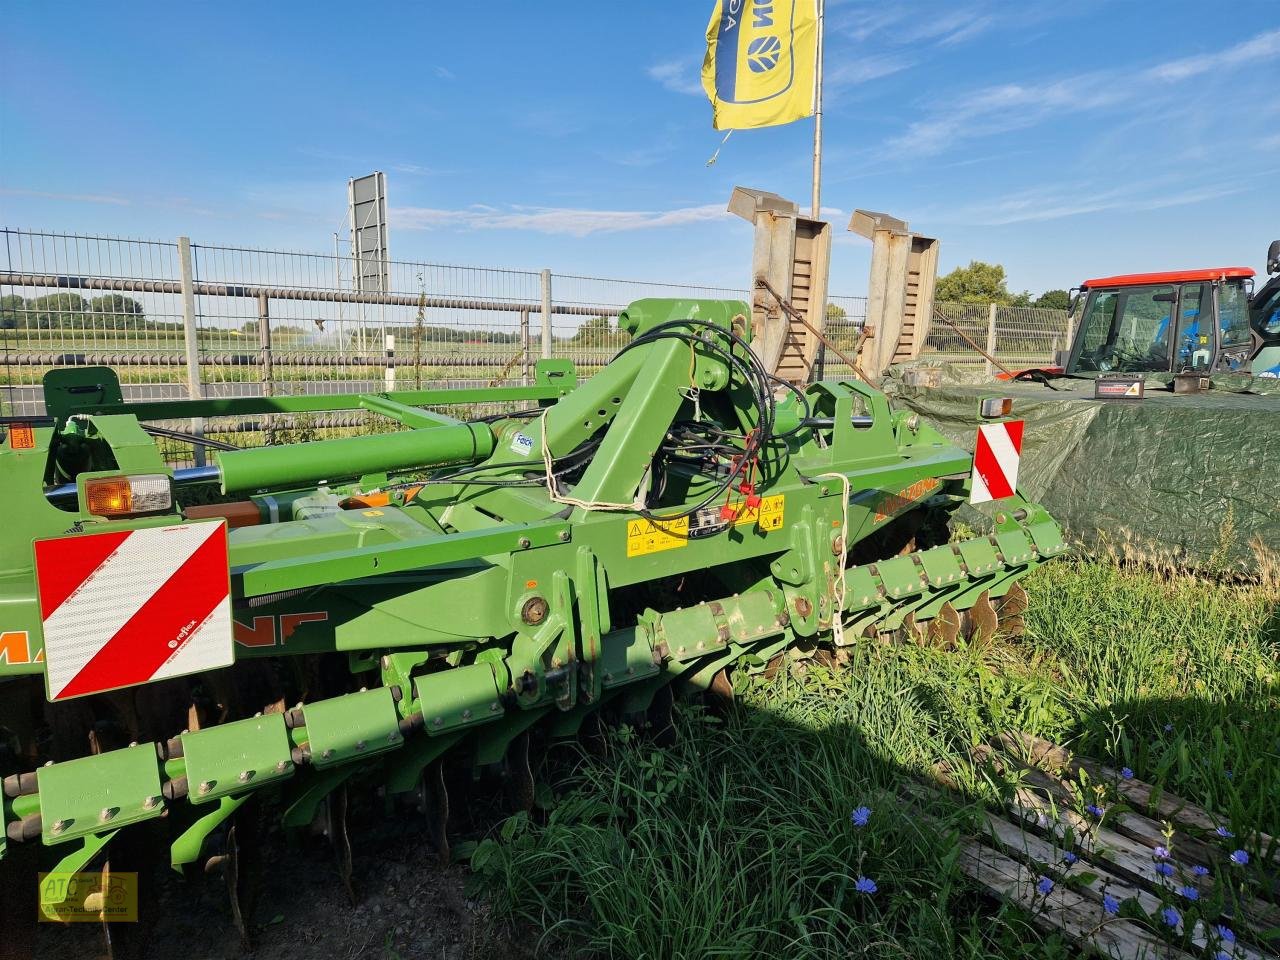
[810,0,825,219]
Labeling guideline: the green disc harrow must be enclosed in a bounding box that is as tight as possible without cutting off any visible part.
[0,298,1065,950]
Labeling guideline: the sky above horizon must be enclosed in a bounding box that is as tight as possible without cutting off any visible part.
[1,1,1278,298]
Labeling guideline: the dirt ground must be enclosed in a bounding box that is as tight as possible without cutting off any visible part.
[26,810,535,960]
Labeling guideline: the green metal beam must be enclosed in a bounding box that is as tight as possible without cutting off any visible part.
[232,520,570,596]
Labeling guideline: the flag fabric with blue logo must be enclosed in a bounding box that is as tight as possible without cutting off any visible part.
[702,0,818,130]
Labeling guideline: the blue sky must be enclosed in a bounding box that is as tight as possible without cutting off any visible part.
[1,1,1277,297]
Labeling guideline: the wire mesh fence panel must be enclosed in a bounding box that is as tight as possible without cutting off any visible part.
[816,295,869,379]
[992,306,1071,371]
[924,303,1070,375]
[5,226,899,442]
[1,229,187,414]
[550,273,749,374]
[923,303,992,374]
[189,244,542,397]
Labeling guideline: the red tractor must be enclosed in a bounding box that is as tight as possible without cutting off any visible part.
[1012,241,1280,379]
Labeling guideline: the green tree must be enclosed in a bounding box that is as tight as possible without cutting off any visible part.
[1033,289,1070,311]
[572,316,625,347]
[0,295,24,330]
[935,261,1031,306]
[27,293,91,329]
[90,293,145,317]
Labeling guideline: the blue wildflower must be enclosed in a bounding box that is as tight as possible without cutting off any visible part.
[1155,863,1175,877]
[1225,770,1234,780]
[1164,723,1174,732]
[855,876,877,894]
[1086,804,1105,817]
[1216,925,1236,944]
[1120,767,1134,780]
[1192,865,1210,877]
[1154,845,1170,859]
[1179,885,1200,901]
[1161,906,1181,928]
[1063,852,1078,866]
[1102,894,1120,915]
[850,806,871,828]
[1230,849,1249,865]
[1216,826,1234,838]
[1036,876,1054,895]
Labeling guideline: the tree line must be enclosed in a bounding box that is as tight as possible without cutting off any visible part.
[935,261,1069,310]
[0,293,169,330]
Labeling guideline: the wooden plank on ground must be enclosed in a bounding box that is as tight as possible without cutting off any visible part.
[982,813,1277,960]
[959,840,1195,959]
[1001,731,1279,866]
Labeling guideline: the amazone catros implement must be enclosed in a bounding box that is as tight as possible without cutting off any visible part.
[0,298,1064,948]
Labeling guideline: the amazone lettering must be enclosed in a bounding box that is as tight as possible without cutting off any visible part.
[752,3,774,28]
[234,612,328,649]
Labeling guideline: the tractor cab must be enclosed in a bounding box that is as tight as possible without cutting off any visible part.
[1248,240,1280,377]
[1065,268,1256,376]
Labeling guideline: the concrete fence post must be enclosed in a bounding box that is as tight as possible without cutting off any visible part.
[540,268,553,359]
[177,236,206,466]
[984,302,998,379]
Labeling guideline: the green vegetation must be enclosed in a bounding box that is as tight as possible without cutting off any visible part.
[470,556,1280,958]
[935,261,1069,310]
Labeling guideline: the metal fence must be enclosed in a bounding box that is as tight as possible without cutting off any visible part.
[925,302,1071,376]
[1,229,859,418]
[1,228,1069,422]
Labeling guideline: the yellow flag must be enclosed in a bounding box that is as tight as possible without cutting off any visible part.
[702,0,817,131]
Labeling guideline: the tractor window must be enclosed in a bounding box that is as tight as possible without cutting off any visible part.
[1218,280,1251,346]
[1174,284,1210,370]
[1071,286,1175,372]
[1256,283,1280,338]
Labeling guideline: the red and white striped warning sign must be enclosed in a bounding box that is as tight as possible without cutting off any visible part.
[33,521,233,701]
[969,420,1024,504]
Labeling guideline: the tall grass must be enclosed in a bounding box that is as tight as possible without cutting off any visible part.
[470,557,1280,958]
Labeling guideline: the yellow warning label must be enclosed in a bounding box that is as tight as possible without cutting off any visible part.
[626,517,690,557]
[747,494,786,532]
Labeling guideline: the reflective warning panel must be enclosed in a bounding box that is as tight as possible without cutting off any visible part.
[970,421,1024,505]
[33,521,234,701]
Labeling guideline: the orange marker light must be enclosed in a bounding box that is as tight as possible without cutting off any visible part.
[9,423,34,449]
[83,474,171,517]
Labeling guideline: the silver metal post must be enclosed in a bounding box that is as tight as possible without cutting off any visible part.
[810,0,825,220]
[540,268,553,359]
[177,236,206,467]
[520,308,532,384]
[985,303,999,379]
[257,293,273,397]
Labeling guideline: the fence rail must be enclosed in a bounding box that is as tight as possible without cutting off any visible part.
[1,228,1068,420]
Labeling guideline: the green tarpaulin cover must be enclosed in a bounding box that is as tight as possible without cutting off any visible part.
[884,364,1280,574]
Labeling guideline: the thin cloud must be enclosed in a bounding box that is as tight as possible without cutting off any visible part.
[827,53,914,87]
[1148,28,1280,82]
[834,5,992,46]
[889,26,1278,157]
[394,202,729,237]
[933,179,1248,226]
[1,187,130,206]
[647,59,704,97]
[888,73,1121,154]
[392,162,443,176]
[434,65,456,81]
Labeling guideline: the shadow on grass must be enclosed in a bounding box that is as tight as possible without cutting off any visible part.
[468,673,1061,960]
